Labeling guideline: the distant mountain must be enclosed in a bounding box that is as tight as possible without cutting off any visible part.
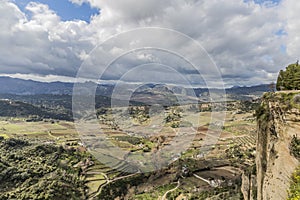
[0,77,271,120]
[0,77,73,95]
[226,84,271,95]
[0,76,271,101]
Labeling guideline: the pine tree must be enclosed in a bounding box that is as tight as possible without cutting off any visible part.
[276,62,300,90]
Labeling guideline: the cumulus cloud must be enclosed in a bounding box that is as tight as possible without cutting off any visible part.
[0,0,298,86]
[0,1,95,77]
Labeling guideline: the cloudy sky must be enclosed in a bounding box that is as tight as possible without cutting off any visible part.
[0,0,299,87]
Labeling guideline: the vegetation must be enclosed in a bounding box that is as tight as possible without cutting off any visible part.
[189,186,243,200]
[112,135,142,145]
[164,107,182,128]
[290,136,300,160]
[0,96,260,199]
[97,174,149,200]
[276,62,300,91]
[0,138,88,200]
[259,92,300,115]
[288,166,300,200]
[128,106,150,124]
[239,100,259,113]
[0,99,72,121]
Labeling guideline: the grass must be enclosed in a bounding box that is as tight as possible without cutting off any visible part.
[86,174,106,181]
[0,133,8,139]
[109,139,135,149]
[133,193,157,200]
[224,123,256,136]
[133,183,178,200]
[0,119,78,142]
[263,91,300,112]
[87,165,111,172]
[86,181,103,194]
[186,112,212,127]
[0,123,24,132]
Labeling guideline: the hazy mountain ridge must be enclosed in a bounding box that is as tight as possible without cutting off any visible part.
[0,77,271,99]
[0,77,74,95]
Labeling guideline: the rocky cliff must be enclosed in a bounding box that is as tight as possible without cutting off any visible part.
[256,91,300,200]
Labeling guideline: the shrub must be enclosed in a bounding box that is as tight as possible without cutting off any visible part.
[288,166,300,200]
[290,136,300,160]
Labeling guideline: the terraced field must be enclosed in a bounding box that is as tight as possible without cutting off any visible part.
[0,104,258,199]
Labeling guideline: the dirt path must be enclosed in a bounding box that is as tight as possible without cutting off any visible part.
[193,173,210,185]
[160,180,180,200]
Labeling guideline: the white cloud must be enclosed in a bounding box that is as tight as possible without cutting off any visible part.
[0,1,94,77]
[0,0,297,87]
[281,0,300,60]
[68,0,89,6]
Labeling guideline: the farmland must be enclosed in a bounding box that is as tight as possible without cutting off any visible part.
[0,100,258,199]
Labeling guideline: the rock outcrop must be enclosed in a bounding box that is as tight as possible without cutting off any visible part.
[256,91,300,200]
[241,171,256,200]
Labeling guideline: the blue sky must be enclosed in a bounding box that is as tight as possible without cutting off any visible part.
[13,0,99,22]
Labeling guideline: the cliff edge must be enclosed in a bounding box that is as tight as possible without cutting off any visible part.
[256,91,300,200]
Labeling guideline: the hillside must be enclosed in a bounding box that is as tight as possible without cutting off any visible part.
[0,138,88,199]
[0,99,72,121]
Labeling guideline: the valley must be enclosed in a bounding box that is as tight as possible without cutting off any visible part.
[3,0,300,198]
[0,98,258,199]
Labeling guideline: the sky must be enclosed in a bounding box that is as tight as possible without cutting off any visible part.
[0,0,299,87]
[12,0,99,22]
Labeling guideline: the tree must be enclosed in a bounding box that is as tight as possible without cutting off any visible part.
[276,70,284,91]
[276,61,300,90]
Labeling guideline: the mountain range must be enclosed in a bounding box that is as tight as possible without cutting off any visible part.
[0,76,271,101]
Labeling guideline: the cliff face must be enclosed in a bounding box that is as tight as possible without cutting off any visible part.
[256,92,300,200]
[241,171,257,200]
